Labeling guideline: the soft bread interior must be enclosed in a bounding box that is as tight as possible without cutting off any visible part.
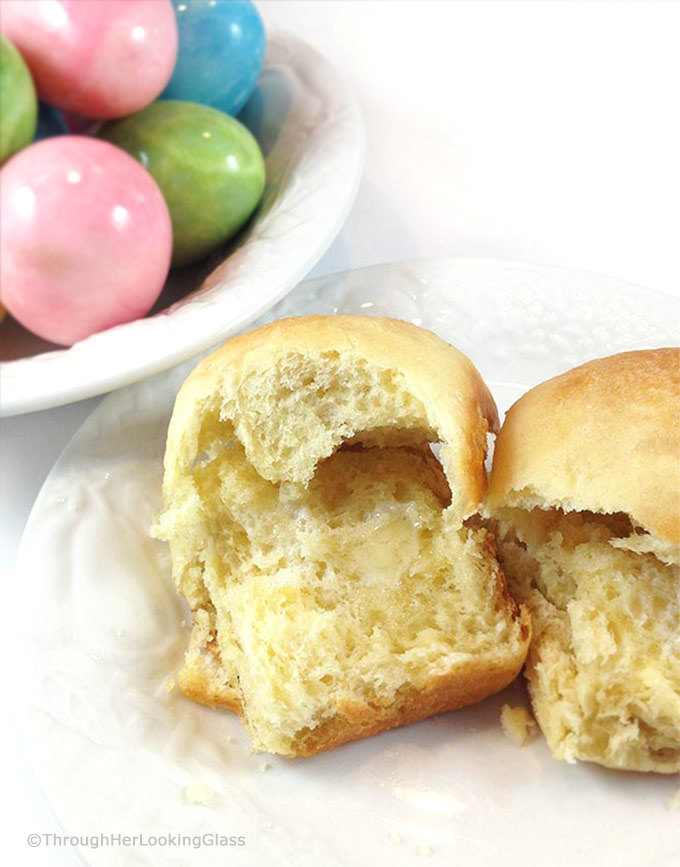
[213,351,437,485]
[157,344,529,756]
[493,506,680,773]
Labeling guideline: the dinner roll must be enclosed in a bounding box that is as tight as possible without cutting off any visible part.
[489,348,680,773]
[155,316,530,757]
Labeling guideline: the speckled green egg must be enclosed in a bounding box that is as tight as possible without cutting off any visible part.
[100,100,265,266]
[0,35,38,164]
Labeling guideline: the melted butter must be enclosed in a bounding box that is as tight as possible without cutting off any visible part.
[338,513,423,586]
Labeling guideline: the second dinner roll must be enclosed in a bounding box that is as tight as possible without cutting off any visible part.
[489,348,680,773]
[155,316,530,756]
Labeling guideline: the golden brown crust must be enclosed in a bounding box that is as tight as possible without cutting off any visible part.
[179,605,531,757]
[489,348,680,544]
[177,657,242,713]
[164,315,499,524]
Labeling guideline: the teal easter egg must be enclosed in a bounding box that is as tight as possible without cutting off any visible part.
[0,34,38,164]
[161,0,265,117]
[100,100,265,266]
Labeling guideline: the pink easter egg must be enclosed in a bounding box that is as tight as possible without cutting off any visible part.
[0,137,172,346]
[0,0,178,119]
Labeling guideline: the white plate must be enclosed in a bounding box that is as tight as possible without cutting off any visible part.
[14,260,680,867]
[0,30,364,417]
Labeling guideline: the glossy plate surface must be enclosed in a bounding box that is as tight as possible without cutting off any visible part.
[14,260,680,866]
[0,30,364,416]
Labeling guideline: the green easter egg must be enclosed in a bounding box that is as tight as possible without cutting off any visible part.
[100,100,265,266]
[0,35,38,164]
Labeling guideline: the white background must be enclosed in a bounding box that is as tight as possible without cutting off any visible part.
[2,1,679,864]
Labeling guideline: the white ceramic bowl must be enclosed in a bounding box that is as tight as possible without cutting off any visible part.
[0,30,364,416]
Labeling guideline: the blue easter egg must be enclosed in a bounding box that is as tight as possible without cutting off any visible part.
[34,102,68,141]
[160,0,265,117]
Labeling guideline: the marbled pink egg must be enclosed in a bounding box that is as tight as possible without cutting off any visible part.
[0,0,178,118]
[0,137,172,346]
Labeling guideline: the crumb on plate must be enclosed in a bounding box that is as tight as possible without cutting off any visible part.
[184,783,213,806]
[500,704,538,746]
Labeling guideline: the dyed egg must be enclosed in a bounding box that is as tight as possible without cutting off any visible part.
[0,35,37,164]
[160,0,265,116]
[0,137,172,346]
[0,0,178,119]
[101,101,265,266]
[34,102,68,141]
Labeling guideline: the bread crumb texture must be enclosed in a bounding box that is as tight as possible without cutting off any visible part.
[154,317,529,756]
[494,507,680,773]
[500,704,538,746]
